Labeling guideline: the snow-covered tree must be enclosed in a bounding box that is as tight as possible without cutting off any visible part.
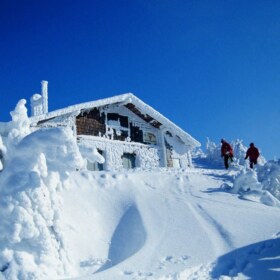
[0,127,84,279]
[232,168,262,193]
[2,99,32,164]
[205,138,221,165]
[8,99,31,143]
[231,139,247,166]
[258,160,280,201]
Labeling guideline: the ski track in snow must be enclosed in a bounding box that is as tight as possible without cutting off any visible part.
[89,167,239,280]
[186,200,233,255]
[98,167,237,280]
[174,174,234,257]
[2,161,278,280]
[36,165,280,280]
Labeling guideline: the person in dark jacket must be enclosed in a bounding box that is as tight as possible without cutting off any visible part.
[221,139,234,169]
[245,143,260,169]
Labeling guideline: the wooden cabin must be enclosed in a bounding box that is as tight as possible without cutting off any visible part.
[29,82,200,171]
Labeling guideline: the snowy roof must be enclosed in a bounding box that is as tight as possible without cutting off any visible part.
[30,93,200,148]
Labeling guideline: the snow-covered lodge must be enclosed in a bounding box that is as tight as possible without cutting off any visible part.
[16,81,201,171]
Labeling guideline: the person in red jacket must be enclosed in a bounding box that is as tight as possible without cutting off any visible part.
[221,139,234,169]
[245,143,260,169]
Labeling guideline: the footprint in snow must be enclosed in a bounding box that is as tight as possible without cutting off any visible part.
[122,270,153,278]
[145,182,156,189]
[158,255,190,269]
[80,258,108,267]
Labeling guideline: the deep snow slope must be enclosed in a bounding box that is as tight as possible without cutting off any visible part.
[1,101,279,280]
[60,168,280,280]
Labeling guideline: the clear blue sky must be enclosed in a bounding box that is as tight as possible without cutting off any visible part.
[1,0,280,159]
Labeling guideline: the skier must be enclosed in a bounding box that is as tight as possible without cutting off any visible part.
[221,139,234,169]
[245,143,260,169]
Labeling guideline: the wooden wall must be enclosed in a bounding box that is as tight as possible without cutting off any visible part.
[76,108,106,136]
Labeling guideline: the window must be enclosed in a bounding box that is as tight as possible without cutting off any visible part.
[107,113,129,141]
[122,153,136,169]
[107,113,129,128]
[130,125,143,143]
[119,115,129,128]
[107,113,119,121]
[143,132,157,145]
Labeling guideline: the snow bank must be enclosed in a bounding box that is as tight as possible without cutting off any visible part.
[0,99,279,280]
[232,169,262,194]
[0,125,84,279]
[230,168,280,207]
[58,169,280,280]
[0,100,91,279]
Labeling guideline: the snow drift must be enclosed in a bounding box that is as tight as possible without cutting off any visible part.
[0,100,279,280]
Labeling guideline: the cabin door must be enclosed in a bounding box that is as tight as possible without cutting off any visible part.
[122,153,136,169]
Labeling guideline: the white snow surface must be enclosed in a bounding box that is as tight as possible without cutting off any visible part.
[0,101,280,280]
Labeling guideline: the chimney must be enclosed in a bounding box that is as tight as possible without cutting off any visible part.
[41,80,48,114]
[30,80,49,116]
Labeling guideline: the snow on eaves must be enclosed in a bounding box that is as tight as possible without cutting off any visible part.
[128,94,200,148]
[29,93,132,123]
[29,93,201,148]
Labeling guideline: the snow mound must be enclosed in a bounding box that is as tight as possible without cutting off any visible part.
[0,127,84,279]
[230,168,280,207]
[258,160,280,201]
[232,169,262,194]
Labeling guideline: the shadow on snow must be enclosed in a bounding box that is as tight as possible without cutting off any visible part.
[96,204,146,273]
[211,238,280,280]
